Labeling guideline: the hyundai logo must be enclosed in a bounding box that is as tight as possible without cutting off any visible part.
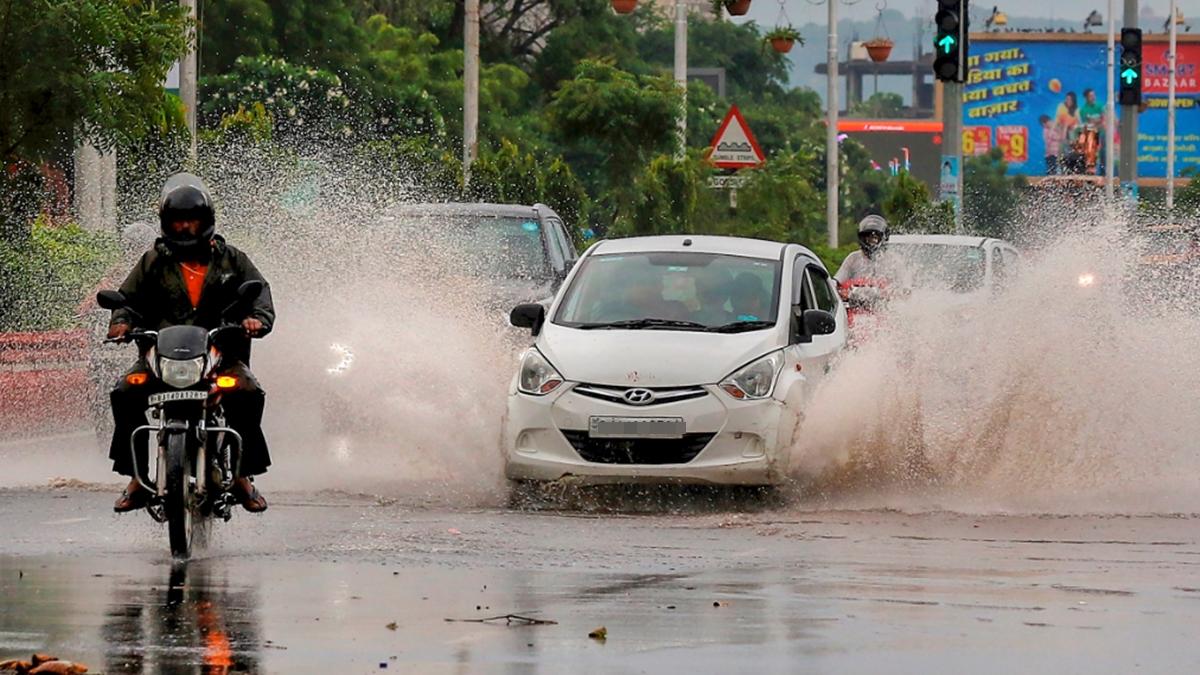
[622,388,656,405]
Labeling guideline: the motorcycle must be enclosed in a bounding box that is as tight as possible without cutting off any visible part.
[840,277,891,348]
[96,281,264,559]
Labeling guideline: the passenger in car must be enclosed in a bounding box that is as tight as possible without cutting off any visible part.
[693,268,734,325]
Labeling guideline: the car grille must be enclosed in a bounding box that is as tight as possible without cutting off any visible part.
[571,384,708,406]
[560,431,715,465]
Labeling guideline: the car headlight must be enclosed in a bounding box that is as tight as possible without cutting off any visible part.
[328,343,355,376]
[518,348,564,396]
[719,351,784,400]
[159,356,205,389]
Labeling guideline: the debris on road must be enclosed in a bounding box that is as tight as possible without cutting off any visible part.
[445,614,557,626]
[385,622,398,631]
[1,654,89,674]
[588,627,608,641]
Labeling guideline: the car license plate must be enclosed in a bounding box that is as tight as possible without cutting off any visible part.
[589,416,685,439]
[148,390,209,405]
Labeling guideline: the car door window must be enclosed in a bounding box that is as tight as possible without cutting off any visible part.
[792,256,814,309]
[806,265,837,312]
[546,216,576,263]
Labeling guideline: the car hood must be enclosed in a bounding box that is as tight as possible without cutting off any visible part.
[537,322,782,387]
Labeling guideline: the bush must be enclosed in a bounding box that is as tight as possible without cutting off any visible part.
[0,217,117,331]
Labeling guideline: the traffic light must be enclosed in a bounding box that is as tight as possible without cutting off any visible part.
[1119,27,1143,106]
[933,0,969,83]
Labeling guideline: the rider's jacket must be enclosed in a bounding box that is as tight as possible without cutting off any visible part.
[109,235,275,362]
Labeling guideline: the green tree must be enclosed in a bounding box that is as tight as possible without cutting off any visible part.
[0,0,188,241]
[964,148,1026,239]
[849,92,905,118]
[201,0,366,78]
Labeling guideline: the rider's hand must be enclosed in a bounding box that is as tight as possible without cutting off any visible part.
[242,317,265,336]
[107,323,130,340]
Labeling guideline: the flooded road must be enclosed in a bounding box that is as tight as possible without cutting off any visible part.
[3,486,1199,673]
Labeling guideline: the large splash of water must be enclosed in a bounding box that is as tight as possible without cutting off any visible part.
[792,212,1200,514]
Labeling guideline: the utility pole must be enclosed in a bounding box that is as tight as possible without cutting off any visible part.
[1166,0,1178,211]
[1119,0,1139,197]
[1104,0,1116,201]
[673,0,687,160]
[944,82,963,233]
[181,0,198,163]
[463,0,480,184]
[826,0,839,248]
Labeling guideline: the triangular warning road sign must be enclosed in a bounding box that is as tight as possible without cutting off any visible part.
[707,105,765,169]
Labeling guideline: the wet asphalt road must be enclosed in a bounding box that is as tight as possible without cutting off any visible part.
[2,485,1200,674]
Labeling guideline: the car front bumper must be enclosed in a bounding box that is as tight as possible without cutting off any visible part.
[502,383,796,486]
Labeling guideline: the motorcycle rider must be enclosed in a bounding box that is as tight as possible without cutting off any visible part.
[834,214,893,288]
[107,173,274,514]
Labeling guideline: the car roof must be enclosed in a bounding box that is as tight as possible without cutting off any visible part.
[889,234,1002,248]
[589,235,797,260]
[385,202,547,219]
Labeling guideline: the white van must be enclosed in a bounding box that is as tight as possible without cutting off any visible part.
[502,235,846,487]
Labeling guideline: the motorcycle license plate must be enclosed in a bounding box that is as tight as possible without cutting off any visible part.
[148,390,209,405]
[589,416,685,439]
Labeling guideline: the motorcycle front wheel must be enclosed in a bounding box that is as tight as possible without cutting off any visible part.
[164,431,196,559]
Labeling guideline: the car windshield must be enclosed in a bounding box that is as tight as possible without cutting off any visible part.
[554,252,781,331]
[389,213,552,281]
[888,243,987,293]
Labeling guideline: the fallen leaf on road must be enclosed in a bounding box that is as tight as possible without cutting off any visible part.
[386,622,398,631]
[588,627,607,641]
[447,528,462,535]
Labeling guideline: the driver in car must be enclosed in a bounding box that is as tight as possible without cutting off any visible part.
[106,173,275,514]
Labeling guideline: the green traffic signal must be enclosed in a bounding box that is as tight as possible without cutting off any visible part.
[938,35,957,53]
[1121,68,1138,84]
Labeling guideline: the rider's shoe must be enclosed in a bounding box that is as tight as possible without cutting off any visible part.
[232,477,268,513]
[114,479,150,513]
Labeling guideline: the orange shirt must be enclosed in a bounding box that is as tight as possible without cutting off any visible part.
[179,262,208,308]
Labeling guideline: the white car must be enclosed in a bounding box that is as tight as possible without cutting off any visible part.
[885,234,1020,296]
[502,235,846,488]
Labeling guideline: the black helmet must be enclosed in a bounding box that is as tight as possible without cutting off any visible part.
[158,173,215,255]
[857,214,889,258]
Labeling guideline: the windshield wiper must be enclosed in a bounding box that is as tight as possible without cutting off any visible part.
[577,318,709,331]
[706,320,776,333]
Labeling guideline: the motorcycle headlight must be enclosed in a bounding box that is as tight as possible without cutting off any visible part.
[719,351,784,401]
[517,348,564,396]
[159,356,205,389]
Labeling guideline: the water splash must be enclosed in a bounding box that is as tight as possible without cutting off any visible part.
[792,211,1200,514]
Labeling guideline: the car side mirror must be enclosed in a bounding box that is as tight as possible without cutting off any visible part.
[510,303,546,336]
[791,307,836,344]
[96,290,127,310]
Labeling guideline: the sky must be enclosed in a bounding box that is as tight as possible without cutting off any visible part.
[752,0,1178,24]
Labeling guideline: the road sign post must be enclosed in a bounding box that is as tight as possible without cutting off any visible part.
[706,106,765,211]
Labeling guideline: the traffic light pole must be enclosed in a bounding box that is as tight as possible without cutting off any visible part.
[944,81,963,233]
[1104,0,1116,201]
[1118,0,1138,197]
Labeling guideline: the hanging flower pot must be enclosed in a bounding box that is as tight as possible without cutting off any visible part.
[611,0,637,14]
[764,26,803,54]
[726,0,753,16]
[864,38,894,63]
[712,0,752,17]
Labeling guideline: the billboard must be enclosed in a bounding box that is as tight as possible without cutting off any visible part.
[962,37,1199,179]
[838,121,944,191]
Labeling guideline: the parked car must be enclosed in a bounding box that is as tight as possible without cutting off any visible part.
[502,235,845,491]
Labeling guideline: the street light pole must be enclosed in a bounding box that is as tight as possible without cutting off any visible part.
[826,0,839,248]
[464,0,480,184]
[1104,0,1116,201]
[674,0,688,160]
[181,0,198,163]
[1166,0,1178,211]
